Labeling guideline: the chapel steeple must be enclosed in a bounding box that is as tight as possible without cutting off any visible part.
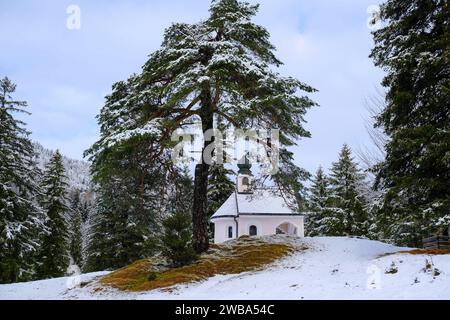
[237,154,253,194]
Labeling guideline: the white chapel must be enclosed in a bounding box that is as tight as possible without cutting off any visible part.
[210,157,305,244]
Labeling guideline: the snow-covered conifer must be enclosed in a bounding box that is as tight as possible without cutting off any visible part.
[68,189,83,268]
[36,151,70,279]
[370,0,450,246]
[326,145,369,236]
[207,164,235,219]
[0,77,44,283]
[306,167,336,236]
[86,0,317,253]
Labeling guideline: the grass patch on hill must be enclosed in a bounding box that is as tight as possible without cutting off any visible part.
[100,236,298,292]
[381,248,450,257]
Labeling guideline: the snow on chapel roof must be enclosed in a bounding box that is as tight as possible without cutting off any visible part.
[210,189,301,220]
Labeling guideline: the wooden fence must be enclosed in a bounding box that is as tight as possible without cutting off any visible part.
[422,235,450,250]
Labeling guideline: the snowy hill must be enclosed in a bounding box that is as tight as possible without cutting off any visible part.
[1,236,449,300]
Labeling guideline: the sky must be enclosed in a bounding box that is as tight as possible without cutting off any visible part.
[0,0,385,175]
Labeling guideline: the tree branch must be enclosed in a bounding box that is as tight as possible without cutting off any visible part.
[215,110,240,128]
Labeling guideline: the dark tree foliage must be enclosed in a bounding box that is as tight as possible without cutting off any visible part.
[37,151,70,279]
[370,0,450,246]
[83,179,148,272]
[68,189,83,267]
[0,77,44,284]
[327,145,369,237]
[161,212,198,267]
[84,134,194,272]
[207,164,235,218]
[306,166,333,236]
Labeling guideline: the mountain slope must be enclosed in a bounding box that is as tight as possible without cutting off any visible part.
[33,142,91,192]
[1,236,449,300]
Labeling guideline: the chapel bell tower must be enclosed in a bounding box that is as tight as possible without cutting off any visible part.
[237,155,253,194]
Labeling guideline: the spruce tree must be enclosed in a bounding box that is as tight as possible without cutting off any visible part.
[0,77,44,283]
[207,117,235,219]
[83,150,190,272]
[161,212,198,267]
[37,151,70,279]
[85,0,317,253]
[306,167,335,236]
[327,145,369,237]
[207,164,235,218]
[69,189,83,267]
[83,185,117,272]
[370,0,450,246]
[84,178,153,272]
[171,167,195,215]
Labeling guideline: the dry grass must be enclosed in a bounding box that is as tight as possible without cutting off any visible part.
[380,248,450,258]
[101,236,297,292]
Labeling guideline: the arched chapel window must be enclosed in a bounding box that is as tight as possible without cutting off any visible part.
[228,226,233,238]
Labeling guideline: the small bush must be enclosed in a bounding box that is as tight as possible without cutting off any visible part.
[420,259,441,278]
[423,259,433,272]
[161,212,198,267]
[385,262,398,274]
[147,272,158,281]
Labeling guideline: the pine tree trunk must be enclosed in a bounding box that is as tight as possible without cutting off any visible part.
[192,162,210,253]
[192,85,214,254]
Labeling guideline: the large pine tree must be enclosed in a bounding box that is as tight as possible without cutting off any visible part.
[370,0,450,246]
[0,77,44,283]
[327,145,369,237]
[86,0,316,253]
[36,151,70,279]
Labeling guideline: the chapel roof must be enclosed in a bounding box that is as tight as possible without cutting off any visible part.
[210,189,301,220]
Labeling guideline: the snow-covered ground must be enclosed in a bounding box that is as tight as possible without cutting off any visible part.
[1,237,449,300]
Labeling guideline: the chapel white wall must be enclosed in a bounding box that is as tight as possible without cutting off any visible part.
[238,216,304,238]
[213,216,304,244]
[213,218,236,244]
